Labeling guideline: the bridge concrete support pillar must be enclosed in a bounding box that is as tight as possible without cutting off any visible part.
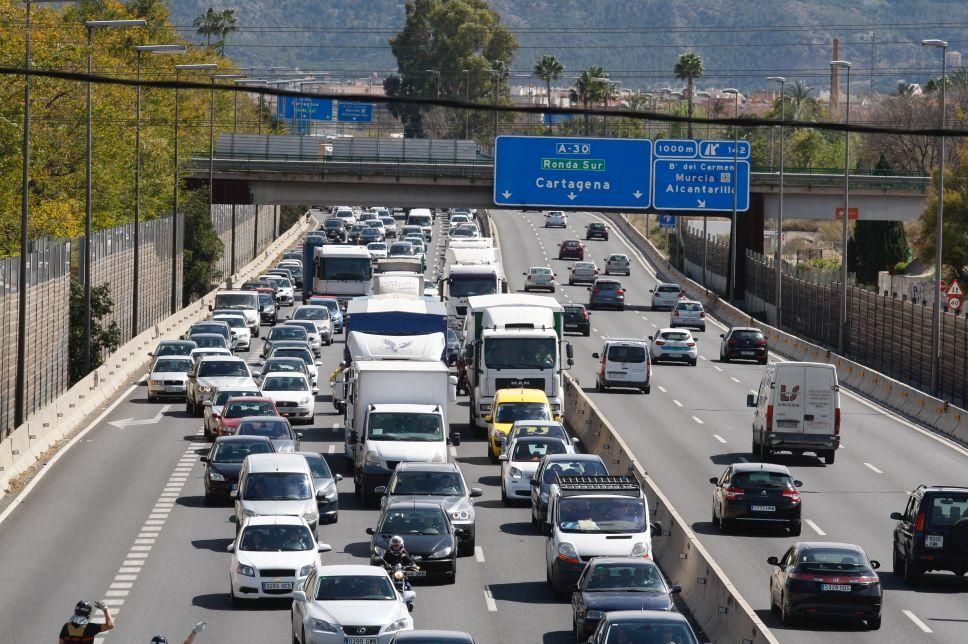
[732,193,765,300]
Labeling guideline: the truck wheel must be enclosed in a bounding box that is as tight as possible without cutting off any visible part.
[488,442,498,464]
[823,450,836,464]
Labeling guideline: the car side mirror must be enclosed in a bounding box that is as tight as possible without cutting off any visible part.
[767,556,780,566]
[292,590,308,603]
[566,344,574,360]
[201,456,210,464]
[449,432,461,447]
[226,543,235,553]
[720,333,725,339]
[470,487,483,498]
[530,479,540,487]
[148,352,154,357]
[890,511,903,521]
[454,528,468,537]
[794,480,803,488]
[522,272,527,276]
[203,400,212,407]
[746,393,757,407]
[318,543,332,553]
[650,521,663,536]
[498,454,508,461]
[374,486,386,494]
[335,473,343,482]
[316,489,327,499]
[592,352,600,359]
[365,527,376,535]
[348,431,359,445]
[870,560,880,570]
[670,584,682,594]
[708,477,718,485]
[648,336,654,341]
[229,489,238,499]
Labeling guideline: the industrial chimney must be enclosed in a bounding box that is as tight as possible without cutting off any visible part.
[831,37,840,107]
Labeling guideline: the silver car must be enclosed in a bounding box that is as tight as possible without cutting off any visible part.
[603,253,631,276]
[523,266,557,293]
[186,356,257,416]
[671,299,706,332]
[147,356,193,401]
[285,320,324,356]
[568,261,599,285]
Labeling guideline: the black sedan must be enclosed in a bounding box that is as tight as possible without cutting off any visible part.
[572,558,680,641]
[768,542,882,629]
[585,610,698,644]
[720,326,769,364]
[563,304,591,337]
[200,435,274,504]
[710,462,802,535]
[366,501,465,583]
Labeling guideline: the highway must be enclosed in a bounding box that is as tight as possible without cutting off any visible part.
[490,208,968,643]
[1,208,965,643]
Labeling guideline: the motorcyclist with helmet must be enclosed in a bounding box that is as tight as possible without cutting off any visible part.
[378,535,421,593]
[149,621,207,644]
[59,600,113,643]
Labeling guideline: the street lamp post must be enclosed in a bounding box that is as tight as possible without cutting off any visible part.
[172,63,218,313]
[831,60,852,354]
[209,74,242,217]
[768,76,786,328]
[462,69,470,139]
[425,69,440,138]
[84,19,146,373]
[923,39,948,395]
[695,90,712,286]
[489,68,501,142]
[133,45,185,337]
[723,88,741,300]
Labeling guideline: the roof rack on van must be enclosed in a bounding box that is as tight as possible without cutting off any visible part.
[602,337,649,344]
[556,475,641,497]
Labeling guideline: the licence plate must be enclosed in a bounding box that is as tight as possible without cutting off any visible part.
[165,386,183,392]
[607,372,626,378]
[347,638,378,644]
[750,505,775,512]
[925,535,944,549]
[407,569,427,577]
[741,351,755,356]
[262,582,292,590]
[821,584,851,592]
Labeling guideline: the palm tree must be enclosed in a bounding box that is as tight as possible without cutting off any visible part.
[674,52,703,138]
[193,7,220,47]
[533,54,564,109]
[215,8,239,56]
[784,80,814,120]
[895,81,917,98]
[570,66,608,135]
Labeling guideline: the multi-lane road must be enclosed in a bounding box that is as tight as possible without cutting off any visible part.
[0,208,965,643]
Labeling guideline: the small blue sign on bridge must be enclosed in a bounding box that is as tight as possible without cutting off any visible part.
[658,214,676,229]
[652,138,750,212]
[338,101,373,122]
[542,113,573,125]
[493,136,652,210]
[276,96,333,121]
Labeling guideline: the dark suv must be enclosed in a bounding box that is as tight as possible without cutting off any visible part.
[585,222,609,241]
[719,327,768,364]
[563,304,591,336]
[891,485,968,584]
[588,279,625,311]
[322,218,347,242]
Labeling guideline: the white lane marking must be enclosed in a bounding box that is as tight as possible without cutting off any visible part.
[651,323,657,328]
[713,365,723,372]
[902,610,933,634]
[699,355,707,361]
[641,316,649,321]
[730,377,741,383]
[483,586,498,612]
[474,546,486,563]
[328,444,336,454]
[592,327,598,333]
[805,519,826,536]
[109,582,134,589]
[105,589,129,597]
[691,416,704,425]
[864,462,884,474]
[657,386,667,393]
[673,400,684,407]
[713,434,727,444]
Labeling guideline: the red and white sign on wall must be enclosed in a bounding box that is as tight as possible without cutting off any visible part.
[834,207,859,220]
[947,280,963,311]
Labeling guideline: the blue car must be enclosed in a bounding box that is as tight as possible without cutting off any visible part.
[308,296,343,334]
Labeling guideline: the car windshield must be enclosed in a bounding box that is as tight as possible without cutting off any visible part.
[272,349,313,363]
[270,327,307,341]
[659,331,691,342]
[259,293,274,307]
[558,498,646,533]
[676,302,702,312]
[730,471,794,489]
[574,263,595,270]
[796,548,872,573]
[368,413,443,442]
[484,338,557,369]
[604,622,695,644]
[608,256,628,263]
[263,376,308,392]
[731,330,764,341]
[315,575,396,601]
[451,227,475,237]
[312,300,339,314]
[263,360,304,374]
[244,472,310,500]
[512,424,567,440]
[155,342,196,356]
[318,257,372,281]
[324,219,344,229]
[287,322,318,335]
[511,440,566,462]
[390,243,414,255]
[927,495,968,527]
[542,459,607,483]
[449,275,497,298]
[240,524,313,552]
[389,471,464,496]
[303,455,333,480]
[212,440,272,463]
[197,361,249,377]
[215,317,246,329]
[586,563,666,592]
[562,241,580,248]
[378,508,448,535]
[495,402,551,423]
[657,285,681,293]
[238,420,292,440]
[215,293,257,310]
[213,390,260,406]
[154,358,192,373]
[368,243,387,251]
[294,308,330,321]
[193,336,227,349]
[606,345,647,363]
[223,401,276,418]
[530,267,552,275]
[595,282,621,291]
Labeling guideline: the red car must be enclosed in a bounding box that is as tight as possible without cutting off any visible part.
[558,240,585,260]
[215,396,280,436]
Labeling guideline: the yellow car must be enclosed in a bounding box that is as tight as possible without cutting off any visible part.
[485,388,556,463]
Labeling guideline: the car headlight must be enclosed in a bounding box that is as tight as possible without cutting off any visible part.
[198,385,212,393]
[310,619,339,634]
[300,397,312,405]
[586,609,604,620]
[302,509,318,522]
[631,541,650,557]
[510,467,522,479]
[364,451,381,466]
[242,508,258,518]
[298,564,315,577]
[451,509,471,521]
[208,470,225,481]
[148,379,162,385]
[235,563,255,577]
[551,403,562,412]
[321,484,338,502]
[428,545,453,559]
[373,545,387,557]
[558,542,579,559]
[479,404,490,413]
[384,617,410,634]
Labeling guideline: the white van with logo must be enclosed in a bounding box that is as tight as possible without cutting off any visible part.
[747,362,840,464]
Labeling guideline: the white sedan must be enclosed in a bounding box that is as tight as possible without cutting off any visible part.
[367,242,389,260]
[229,515,331,604]
[260,372,315,425]
[291,564,414,644]
[147,356,193,401]
[499,436,572,506]
[650,327,699,366]
[213,313,251,351]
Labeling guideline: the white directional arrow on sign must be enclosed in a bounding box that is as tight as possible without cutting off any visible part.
[697,199,707,208]
[567,192,577,200]
[109,405,171,429]
[633,190,643,199]
[501,190,512,199]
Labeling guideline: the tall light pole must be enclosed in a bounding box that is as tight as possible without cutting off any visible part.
[923,39,948,395]
[768,77,786,327]
[831,60,852,354]
[209,74,242,217]
[172,62,218,313]
[234,78,266,134]
[425,69,440,139]
[489,68,501,142]
[133,45,185,337]
[722,88,741,300]
[84,19,146,373]
[462,69,470,139]
[694,90,712,286]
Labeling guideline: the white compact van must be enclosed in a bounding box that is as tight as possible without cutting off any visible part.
[234,453,323,534]
[213,290,262,338]
[747,362,840,464]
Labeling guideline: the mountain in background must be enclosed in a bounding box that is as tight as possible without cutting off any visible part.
[167,0,968,92]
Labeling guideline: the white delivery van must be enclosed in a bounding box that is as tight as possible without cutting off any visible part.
[406,208,434,241]
[747,362,841,464]
[213,290,262,338]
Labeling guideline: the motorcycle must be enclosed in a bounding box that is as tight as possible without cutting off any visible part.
[377,556,423,611]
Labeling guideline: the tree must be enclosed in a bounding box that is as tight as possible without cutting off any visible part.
[69,280,121,384]
[533,54,564,123]
[387,0,518,139]
[848,213,909,285]
[895,81,918,98]
[866,94,941,174]
[918,142,968,282]
[181,189,224,306]
[674,52,703,138]
[784,80,815,120]
[193,7,220,47]
[214,8,239,56]
[571,66,608,136]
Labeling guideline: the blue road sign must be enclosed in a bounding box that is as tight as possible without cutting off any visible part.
[493,136,652,210]
[696,139,750,159]
[276,96,333,121]
[542,113,572,125]
[652,138,750,212]
[654,139,698,158]
[658,214,676,229]
[338,101,373,122]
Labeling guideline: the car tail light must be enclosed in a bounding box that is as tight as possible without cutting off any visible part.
[782,488,801,503]
[756,339,767,346]
[914,511,926,532]
[593,289,600,296]
[788,572,817,582]
[616,289,625,296]
[699,311,705,318]
[729,339,739,346]
[723,486,745,500]
[834,408,841,435]
[654,340,665,346]
[686,341,696,347]
[582,311,589,321]
[672,310,680,317]
[765,405,774,432]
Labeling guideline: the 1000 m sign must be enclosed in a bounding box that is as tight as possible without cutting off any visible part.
[541,158,605,171]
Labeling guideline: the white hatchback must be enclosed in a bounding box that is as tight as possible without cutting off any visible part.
[228,515,331,604]
[260,372,315,424]
[545,211,568,228]
[650,328,698,366]
[500,436,572,505]
[649,282,683,310]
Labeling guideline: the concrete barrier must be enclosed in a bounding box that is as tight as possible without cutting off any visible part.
[562,374,778,644]
[0,216,315,497]
[605,212,968,448]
